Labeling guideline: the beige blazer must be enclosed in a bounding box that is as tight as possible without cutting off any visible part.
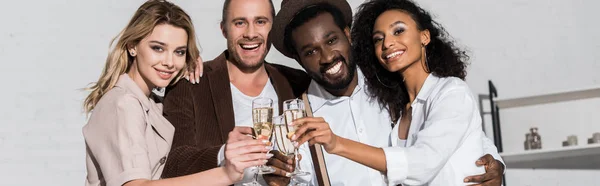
[83,74,174,186]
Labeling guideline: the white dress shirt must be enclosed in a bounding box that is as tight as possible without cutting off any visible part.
[300,70,504,186]
[383,74,496,186]
[299,70,392,186]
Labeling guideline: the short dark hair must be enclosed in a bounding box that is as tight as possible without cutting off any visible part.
[283,3,350,57]
[220,0,275,27]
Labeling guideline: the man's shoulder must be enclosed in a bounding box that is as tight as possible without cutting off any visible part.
[265,63,311,95]
[204,56,227,72]
[265,62,301,71]
[266,62,299,70]
[164,54,229,105]
[164,78,194,100]
[266,63,307,78]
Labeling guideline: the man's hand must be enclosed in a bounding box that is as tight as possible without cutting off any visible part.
[263,150,298,186]
[291,117,340,153]
[267,150,295,176]
[184,56,203,84]
[223,138,271,183]
[227,127,254,143]
[464,154,505,186]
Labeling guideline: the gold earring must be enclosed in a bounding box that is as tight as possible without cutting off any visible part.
[421,44,430,73]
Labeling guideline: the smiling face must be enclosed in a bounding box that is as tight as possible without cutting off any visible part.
[222,0,272,69]
[291,12,355,90]
[128,23,188,92]
[372,9,430,73]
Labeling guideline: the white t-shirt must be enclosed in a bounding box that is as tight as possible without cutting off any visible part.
[219,78,279,186]
[230,78,279,128]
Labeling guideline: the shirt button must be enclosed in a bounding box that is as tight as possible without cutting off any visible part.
[358,128,363,133]
[160,156,167,164]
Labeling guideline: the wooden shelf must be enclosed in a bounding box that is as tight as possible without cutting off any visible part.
[495,86,600,109]
[500,143,600,169]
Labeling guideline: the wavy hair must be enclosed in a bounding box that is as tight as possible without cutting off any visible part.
[352,0,469,122]
[83,0,199,113]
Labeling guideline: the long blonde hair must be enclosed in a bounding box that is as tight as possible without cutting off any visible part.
[84,0,199,113]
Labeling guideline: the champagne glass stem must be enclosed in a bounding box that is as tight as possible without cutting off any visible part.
[294,148,302,172]
[242,167,260,186]
[253,171,259,183]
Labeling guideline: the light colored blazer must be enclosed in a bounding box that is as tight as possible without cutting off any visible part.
[83,74,174,186]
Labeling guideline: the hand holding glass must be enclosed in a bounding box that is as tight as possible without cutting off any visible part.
[243,97,275,186]
[283,99,310,177]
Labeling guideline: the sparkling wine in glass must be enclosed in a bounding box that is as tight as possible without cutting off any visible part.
[251,97,275,174]
[283,99,310,179]
[243,97,275,186]
[252,107,274,141]
[275,114,308,186]
[274,115,295,156]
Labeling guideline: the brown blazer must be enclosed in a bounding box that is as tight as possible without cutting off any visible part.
[161,51,310,178]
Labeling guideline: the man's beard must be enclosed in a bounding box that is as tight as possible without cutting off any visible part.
[226,38,269,71]
[306,55,356,91]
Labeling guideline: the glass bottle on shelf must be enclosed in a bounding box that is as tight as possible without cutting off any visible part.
[524,133,532,150]
[530,127,542,149]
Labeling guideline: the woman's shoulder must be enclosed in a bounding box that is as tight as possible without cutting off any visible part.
[437,76,469,89]
[95,86,144,111]
[85,87,145,128]
[429,75,474,100]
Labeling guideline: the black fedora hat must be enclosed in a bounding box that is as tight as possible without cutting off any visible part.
[270,0,352,58]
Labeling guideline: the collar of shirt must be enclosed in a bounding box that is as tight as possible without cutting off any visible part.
[412,73,441,107]
[307,69,365,112]
[115,74,154,113]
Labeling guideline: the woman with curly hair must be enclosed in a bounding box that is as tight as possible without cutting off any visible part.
[287,0,496,185]
[347,0,492,185]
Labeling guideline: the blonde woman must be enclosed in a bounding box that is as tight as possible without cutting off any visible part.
[83,1,271,186]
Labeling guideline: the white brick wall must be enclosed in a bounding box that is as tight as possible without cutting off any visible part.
[1,0,598,185]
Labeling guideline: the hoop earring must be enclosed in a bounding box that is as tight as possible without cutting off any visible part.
[421,44,430,73]
[375,72,398,88]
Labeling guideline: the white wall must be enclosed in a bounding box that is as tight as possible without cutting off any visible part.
[0,1,148,185]
[0,0,598,185]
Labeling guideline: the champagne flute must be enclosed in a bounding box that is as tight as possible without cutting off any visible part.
[274,115,295,156]
[283,99,311,179]
[274,114,308,186]
[243,97,275,186]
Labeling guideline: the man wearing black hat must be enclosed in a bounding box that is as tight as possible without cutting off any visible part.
[267,0,505,185]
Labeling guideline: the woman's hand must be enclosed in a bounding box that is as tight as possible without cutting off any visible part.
[223,135,272,183]
[290,117,342,154]
[184,56,203,84]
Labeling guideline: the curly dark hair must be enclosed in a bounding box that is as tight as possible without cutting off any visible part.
[352,0,469,122]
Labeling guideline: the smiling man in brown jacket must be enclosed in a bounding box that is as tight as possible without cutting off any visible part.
[159,0,309,184]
